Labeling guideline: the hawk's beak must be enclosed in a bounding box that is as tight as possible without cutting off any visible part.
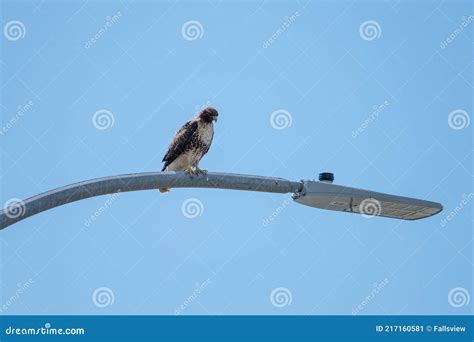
[213,116,218,122]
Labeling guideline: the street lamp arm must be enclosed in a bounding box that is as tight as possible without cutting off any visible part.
[0,172,303,230]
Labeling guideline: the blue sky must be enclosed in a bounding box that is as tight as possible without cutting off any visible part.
[0,0,472,315]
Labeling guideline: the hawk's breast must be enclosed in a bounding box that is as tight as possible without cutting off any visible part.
[198,122,214,147]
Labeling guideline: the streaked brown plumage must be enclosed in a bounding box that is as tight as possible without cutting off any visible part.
[159,107,218,192]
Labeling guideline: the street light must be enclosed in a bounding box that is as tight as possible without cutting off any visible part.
[293,173,442,220]
[0,171,443,230]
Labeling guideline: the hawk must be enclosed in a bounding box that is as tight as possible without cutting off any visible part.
[159,107,219,192]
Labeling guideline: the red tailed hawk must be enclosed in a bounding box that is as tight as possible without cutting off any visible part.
[159,107,218,192]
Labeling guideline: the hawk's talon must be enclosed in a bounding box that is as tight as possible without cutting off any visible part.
[184,168,195,177]
[194,166,208,175]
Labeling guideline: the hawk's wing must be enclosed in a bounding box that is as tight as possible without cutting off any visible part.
[161,120,198,171]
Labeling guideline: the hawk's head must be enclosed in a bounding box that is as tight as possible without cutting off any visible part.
[198,107,219,123]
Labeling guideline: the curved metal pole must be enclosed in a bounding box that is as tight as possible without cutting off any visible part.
[0,172,303,230]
